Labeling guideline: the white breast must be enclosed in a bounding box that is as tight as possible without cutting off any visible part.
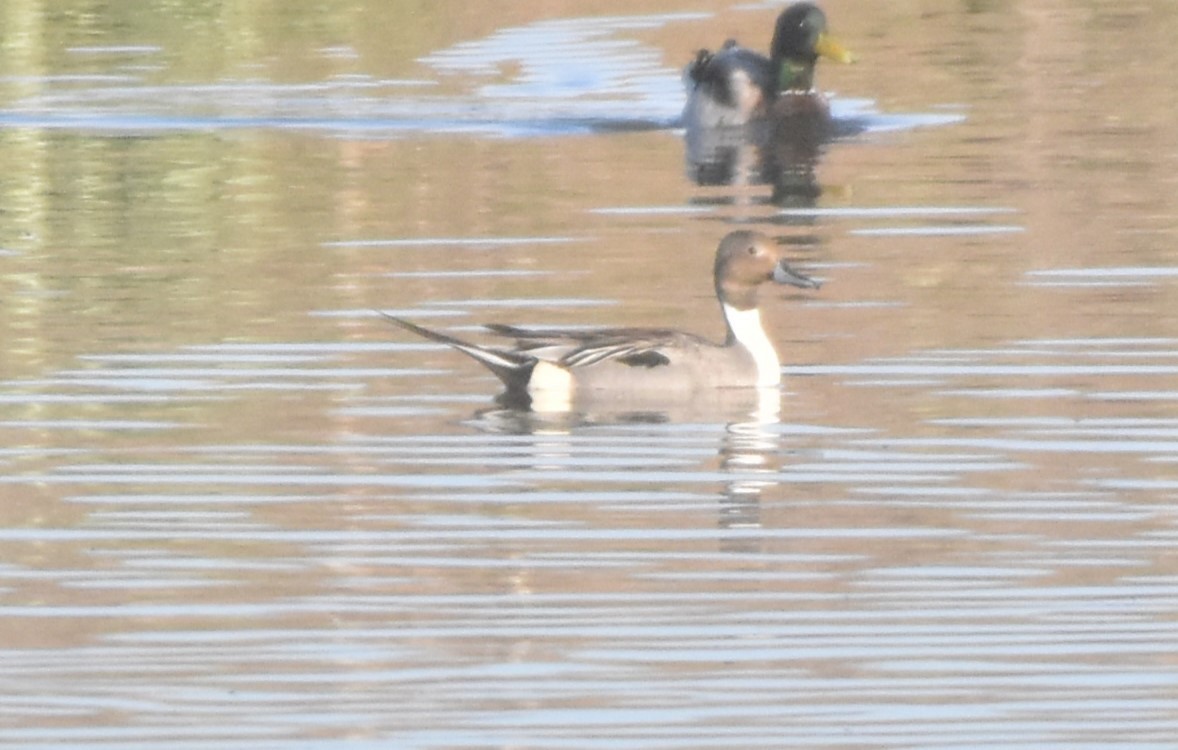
[723,304,781,387]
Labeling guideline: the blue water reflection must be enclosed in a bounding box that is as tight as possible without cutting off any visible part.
[1,12,959,140]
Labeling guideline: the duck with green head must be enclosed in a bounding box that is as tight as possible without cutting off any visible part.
[683,2,854,130]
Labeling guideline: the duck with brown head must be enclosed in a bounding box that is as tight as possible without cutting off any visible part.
[381,231,821,411]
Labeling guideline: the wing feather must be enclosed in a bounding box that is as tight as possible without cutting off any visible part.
[484,324,707,370]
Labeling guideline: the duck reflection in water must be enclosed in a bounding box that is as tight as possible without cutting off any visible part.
[682,2,859,206]
[472,386,787,554]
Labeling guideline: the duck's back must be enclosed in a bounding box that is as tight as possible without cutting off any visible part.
[683,42,776,128]
[556,337,764,398]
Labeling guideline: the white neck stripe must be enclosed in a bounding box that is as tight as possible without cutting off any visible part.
[723,303,781,386]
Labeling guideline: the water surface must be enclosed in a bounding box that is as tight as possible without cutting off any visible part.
[2,1,1178,748]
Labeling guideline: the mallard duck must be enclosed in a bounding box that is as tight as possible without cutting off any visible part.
[683,2,854,129]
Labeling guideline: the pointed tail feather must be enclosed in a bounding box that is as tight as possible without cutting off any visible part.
[379,313,535,390]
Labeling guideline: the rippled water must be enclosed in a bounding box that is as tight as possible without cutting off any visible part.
[3,1,1178,748]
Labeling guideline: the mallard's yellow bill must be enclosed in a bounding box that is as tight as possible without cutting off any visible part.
[815,33,855,64]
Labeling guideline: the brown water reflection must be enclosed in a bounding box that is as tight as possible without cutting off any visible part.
[3,0,1178,747]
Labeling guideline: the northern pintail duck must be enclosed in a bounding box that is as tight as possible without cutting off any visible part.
[683,2,854,129]
[382,231,821,411]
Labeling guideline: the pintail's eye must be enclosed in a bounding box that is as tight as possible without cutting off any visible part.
[746,245,757,255]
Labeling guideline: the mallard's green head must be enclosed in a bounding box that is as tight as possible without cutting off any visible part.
[770,3,854,91]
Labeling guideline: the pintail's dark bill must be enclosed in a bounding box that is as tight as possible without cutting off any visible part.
[773,262,822,289]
